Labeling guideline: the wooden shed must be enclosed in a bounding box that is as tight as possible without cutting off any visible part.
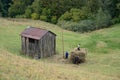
[20,27,56,59]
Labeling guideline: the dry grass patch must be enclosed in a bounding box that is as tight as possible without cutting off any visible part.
[0,49,120,80]
[96,41,107,48]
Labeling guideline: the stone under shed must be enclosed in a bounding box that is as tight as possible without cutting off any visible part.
[20,27,56,59]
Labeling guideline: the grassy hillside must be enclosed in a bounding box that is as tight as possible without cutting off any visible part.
[0,18,120,80]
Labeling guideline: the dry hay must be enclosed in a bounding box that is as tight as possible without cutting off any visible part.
[70,48,87,64]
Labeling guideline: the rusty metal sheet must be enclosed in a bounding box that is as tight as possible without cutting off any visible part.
[21,27,48,40]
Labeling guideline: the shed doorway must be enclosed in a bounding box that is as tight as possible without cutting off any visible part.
[29,38,40,59]
[29,38,35,55]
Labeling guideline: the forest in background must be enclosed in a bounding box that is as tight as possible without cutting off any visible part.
[0,0,120,32]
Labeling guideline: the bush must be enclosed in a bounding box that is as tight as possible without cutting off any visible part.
[64,22,81,32]
[40,15,47,21]
[57,21,77,31]
[57,20,96,32]
[31,13,39,20]
[15,15,25,18]
[51,16,57,24]
[78,20,96,32]
[0,12,2,17]
[111,17,120,24]
[58,11,72,21]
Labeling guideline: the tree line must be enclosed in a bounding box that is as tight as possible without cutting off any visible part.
[0,0,120,32]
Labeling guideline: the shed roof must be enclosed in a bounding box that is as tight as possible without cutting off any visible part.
[21,27,56,40]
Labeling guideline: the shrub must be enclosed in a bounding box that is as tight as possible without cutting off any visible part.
[78,20,96,32]
[58,11,72,21]
[15,15,25,18]
[0,12,2,17]
[57,20,96,32]
[111,16,120,24]
[51,16,57,24]
[31,13,39,20]
[40,15,47,21]
[64,22,80,32]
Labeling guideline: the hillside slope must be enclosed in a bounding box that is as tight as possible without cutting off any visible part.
[0,49,120,80]
[0,18,120,80]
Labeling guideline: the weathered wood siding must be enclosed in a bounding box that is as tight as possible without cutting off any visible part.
[21,36,27,54]
[21,36,26,54]
[21,31,56,59]
[39,32,56,58]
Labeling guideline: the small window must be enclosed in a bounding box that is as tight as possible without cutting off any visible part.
[29,38,35,43]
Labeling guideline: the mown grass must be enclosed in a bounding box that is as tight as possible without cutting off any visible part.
[0,18,120,80]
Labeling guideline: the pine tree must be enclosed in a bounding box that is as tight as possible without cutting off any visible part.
[96,8,111,29]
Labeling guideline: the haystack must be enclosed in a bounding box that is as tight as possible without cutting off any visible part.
[70,48,87,64]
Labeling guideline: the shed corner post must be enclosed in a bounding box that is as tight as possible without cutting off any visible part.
[26,37,29,55]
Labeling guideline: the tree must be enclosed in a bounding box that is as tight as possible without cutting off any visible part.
[25,6,33,18]
[58,11,72,21]
[86,0,99,14]
[31,0,42,14]
[8,0,34,17]
[0,0,12,17]
[99,0,116,18]
[58,7,91,22]
[0,0,3,16]
[116,2,120,16]
[41,8,52,22]
[95,8,111,29]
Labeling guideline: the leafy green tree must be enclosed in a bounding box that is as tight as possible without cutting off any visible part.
[8,3,22,17]
[9,0,34,17]
[70,8,81,22]
[25,6,33,18]
[59,7,90,22]
[86,0,99,14]
[41,8,51,22]
[31,0,42,14]
[0,0,3,16]
[58,11,72,21]
[117,2,120,16]
[0,0,118,27]
[0,0,12,17]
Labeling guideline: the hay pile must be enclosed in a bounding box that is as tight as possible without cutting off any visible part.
[70,48,87,64]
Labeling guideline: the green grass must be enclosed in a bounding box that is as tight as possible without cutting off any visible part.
[0,18,120,80]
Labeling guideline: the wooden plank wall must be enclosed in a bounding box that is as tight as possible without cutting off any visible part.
[21,36,26,54]
[21,32,56,58]
[39,32,56,58]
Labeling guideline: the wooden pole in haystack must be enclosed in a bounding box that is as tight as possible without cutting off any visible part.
[62,29,64,58]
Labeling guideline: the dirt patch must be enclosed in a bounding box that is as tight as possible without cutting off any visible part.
[44,55,69,64]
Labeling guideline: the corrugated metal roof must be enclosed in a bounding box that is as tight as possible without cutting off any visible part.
[21,27,56,40]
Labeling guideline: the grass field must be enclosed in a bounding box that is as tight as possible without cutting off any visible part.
[0,18,120,80]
